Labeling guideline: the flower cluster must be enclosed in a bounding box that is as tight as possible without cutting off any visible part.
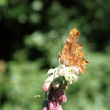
[42,65,79,110]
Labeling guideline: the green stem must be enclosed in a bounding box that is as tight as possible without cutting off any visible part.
[44,92,48,99]
[41,92,48,110]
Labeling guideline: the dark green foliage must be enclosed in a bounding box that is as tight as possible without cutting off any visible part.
[0,0,110,110]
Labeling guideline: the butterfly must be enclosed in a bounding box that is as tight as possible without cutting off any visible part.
[59,28,89,73]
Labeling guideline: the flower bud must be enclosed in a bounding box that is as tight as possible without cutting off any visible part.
[59,105,63,110]
[51,89,61,100]
[58,91,67,104]
[43,83,51,92]
[58,94,67,104]
[48,100,60,110]
[52,82,60,89]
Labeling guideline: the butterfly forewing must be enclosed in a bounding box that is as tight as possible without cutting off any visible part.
[59,28,89,73]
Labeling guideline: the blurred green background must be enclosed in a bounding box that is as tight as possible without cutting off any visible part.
[0,0,110,110]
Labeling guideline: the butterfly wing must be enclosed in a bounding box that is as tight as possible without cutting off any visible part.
[59,28,89,73]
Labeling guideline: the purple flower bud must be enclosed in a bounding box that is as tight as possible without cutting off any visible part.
[51,90,61,100]
[51,90,67,104]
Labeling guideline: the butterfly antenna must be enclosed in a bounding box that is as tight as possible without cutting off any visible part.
[57,35,61,52]
[59,58,61,65]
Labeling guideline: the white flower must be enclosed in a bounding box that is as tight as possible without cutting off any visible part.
[71,73,78,82]
[45,75,54,83]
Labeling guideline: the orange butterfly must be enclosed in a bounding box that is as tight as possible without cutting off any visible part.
[59,28,89,73]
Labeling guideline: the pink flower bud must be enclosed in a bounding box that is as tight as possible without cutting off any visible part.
[56,91,67,104]
[55,83,60,88]
[62,94,67,102]
[52,83,60,89]
[48,100,60,110]
[59,105,63,110]
[58,93,67,104]
[43,83,51,92]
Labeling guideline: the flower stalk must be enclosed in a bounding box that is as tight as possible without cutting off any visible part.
[42,92,49,110]
[42,65,79,110]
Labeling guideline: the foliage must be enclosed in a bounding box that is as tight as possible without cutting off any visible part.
[0,0,110,110]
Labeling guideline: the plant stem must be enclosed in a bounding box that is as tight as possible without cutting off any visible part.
[42,92,48,110]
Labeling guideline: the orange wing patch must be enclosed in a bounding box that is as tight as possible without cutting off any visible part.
[59,28,89,73]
